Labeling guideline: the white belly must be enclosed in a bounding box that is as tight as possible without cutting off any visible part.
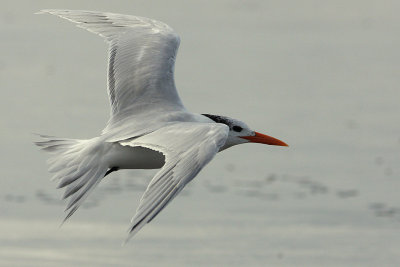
[104,143,165,170]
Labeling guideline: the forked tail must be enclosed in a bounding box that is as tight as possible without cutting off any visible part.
[35,135,108,222]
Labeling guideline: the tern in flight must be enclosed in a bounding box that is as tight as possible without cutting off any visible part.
[35,10,288,242]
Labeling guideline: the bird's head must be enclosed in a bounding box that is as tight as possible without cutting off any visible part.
[202,114,288,151]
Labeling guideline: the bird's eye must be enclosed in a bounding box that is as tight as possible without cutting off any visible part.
[232,126,243,132]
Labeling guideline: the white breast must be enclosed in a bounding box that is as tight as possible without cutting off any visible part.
[104,143,165,170]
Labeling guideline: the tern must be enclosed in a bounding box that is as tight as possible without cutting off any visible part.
[35,10,288,242]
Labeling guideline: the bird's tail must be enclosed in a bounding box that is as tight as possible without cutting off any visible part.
[35,135,109,222]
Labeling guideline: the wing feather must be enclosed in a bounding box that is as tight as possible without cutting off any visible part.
[119,123,229,241]
[38,9,185,132]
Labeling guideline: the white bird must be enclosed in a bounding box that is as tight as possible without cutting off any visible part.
[35,9,288,242]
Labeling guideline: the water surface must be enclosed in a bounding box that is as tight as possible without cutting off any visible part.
[1,1,400,266]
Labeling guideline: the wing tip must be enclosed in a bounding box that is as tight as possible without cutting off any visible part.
[123,217,147,244]
[35,9,81,16]
[35,9,57,15]
[123,229,136,245]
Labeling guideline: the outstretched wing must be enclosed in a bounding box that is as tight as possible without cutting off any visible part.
[119,122,229,242]
[38,9,185,130]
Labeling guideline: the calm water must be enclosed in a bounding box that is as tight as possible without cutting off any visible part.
[1,1,400,266]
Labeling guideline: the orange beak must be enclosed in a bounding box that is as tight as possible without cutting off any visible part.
[241,131,288,147]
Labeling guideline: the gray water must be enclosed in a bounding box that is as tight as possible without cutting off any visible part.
[1,0,400,266]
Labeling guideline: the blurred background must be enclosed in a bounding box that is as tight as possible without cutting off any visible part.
[1,0,399,266]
